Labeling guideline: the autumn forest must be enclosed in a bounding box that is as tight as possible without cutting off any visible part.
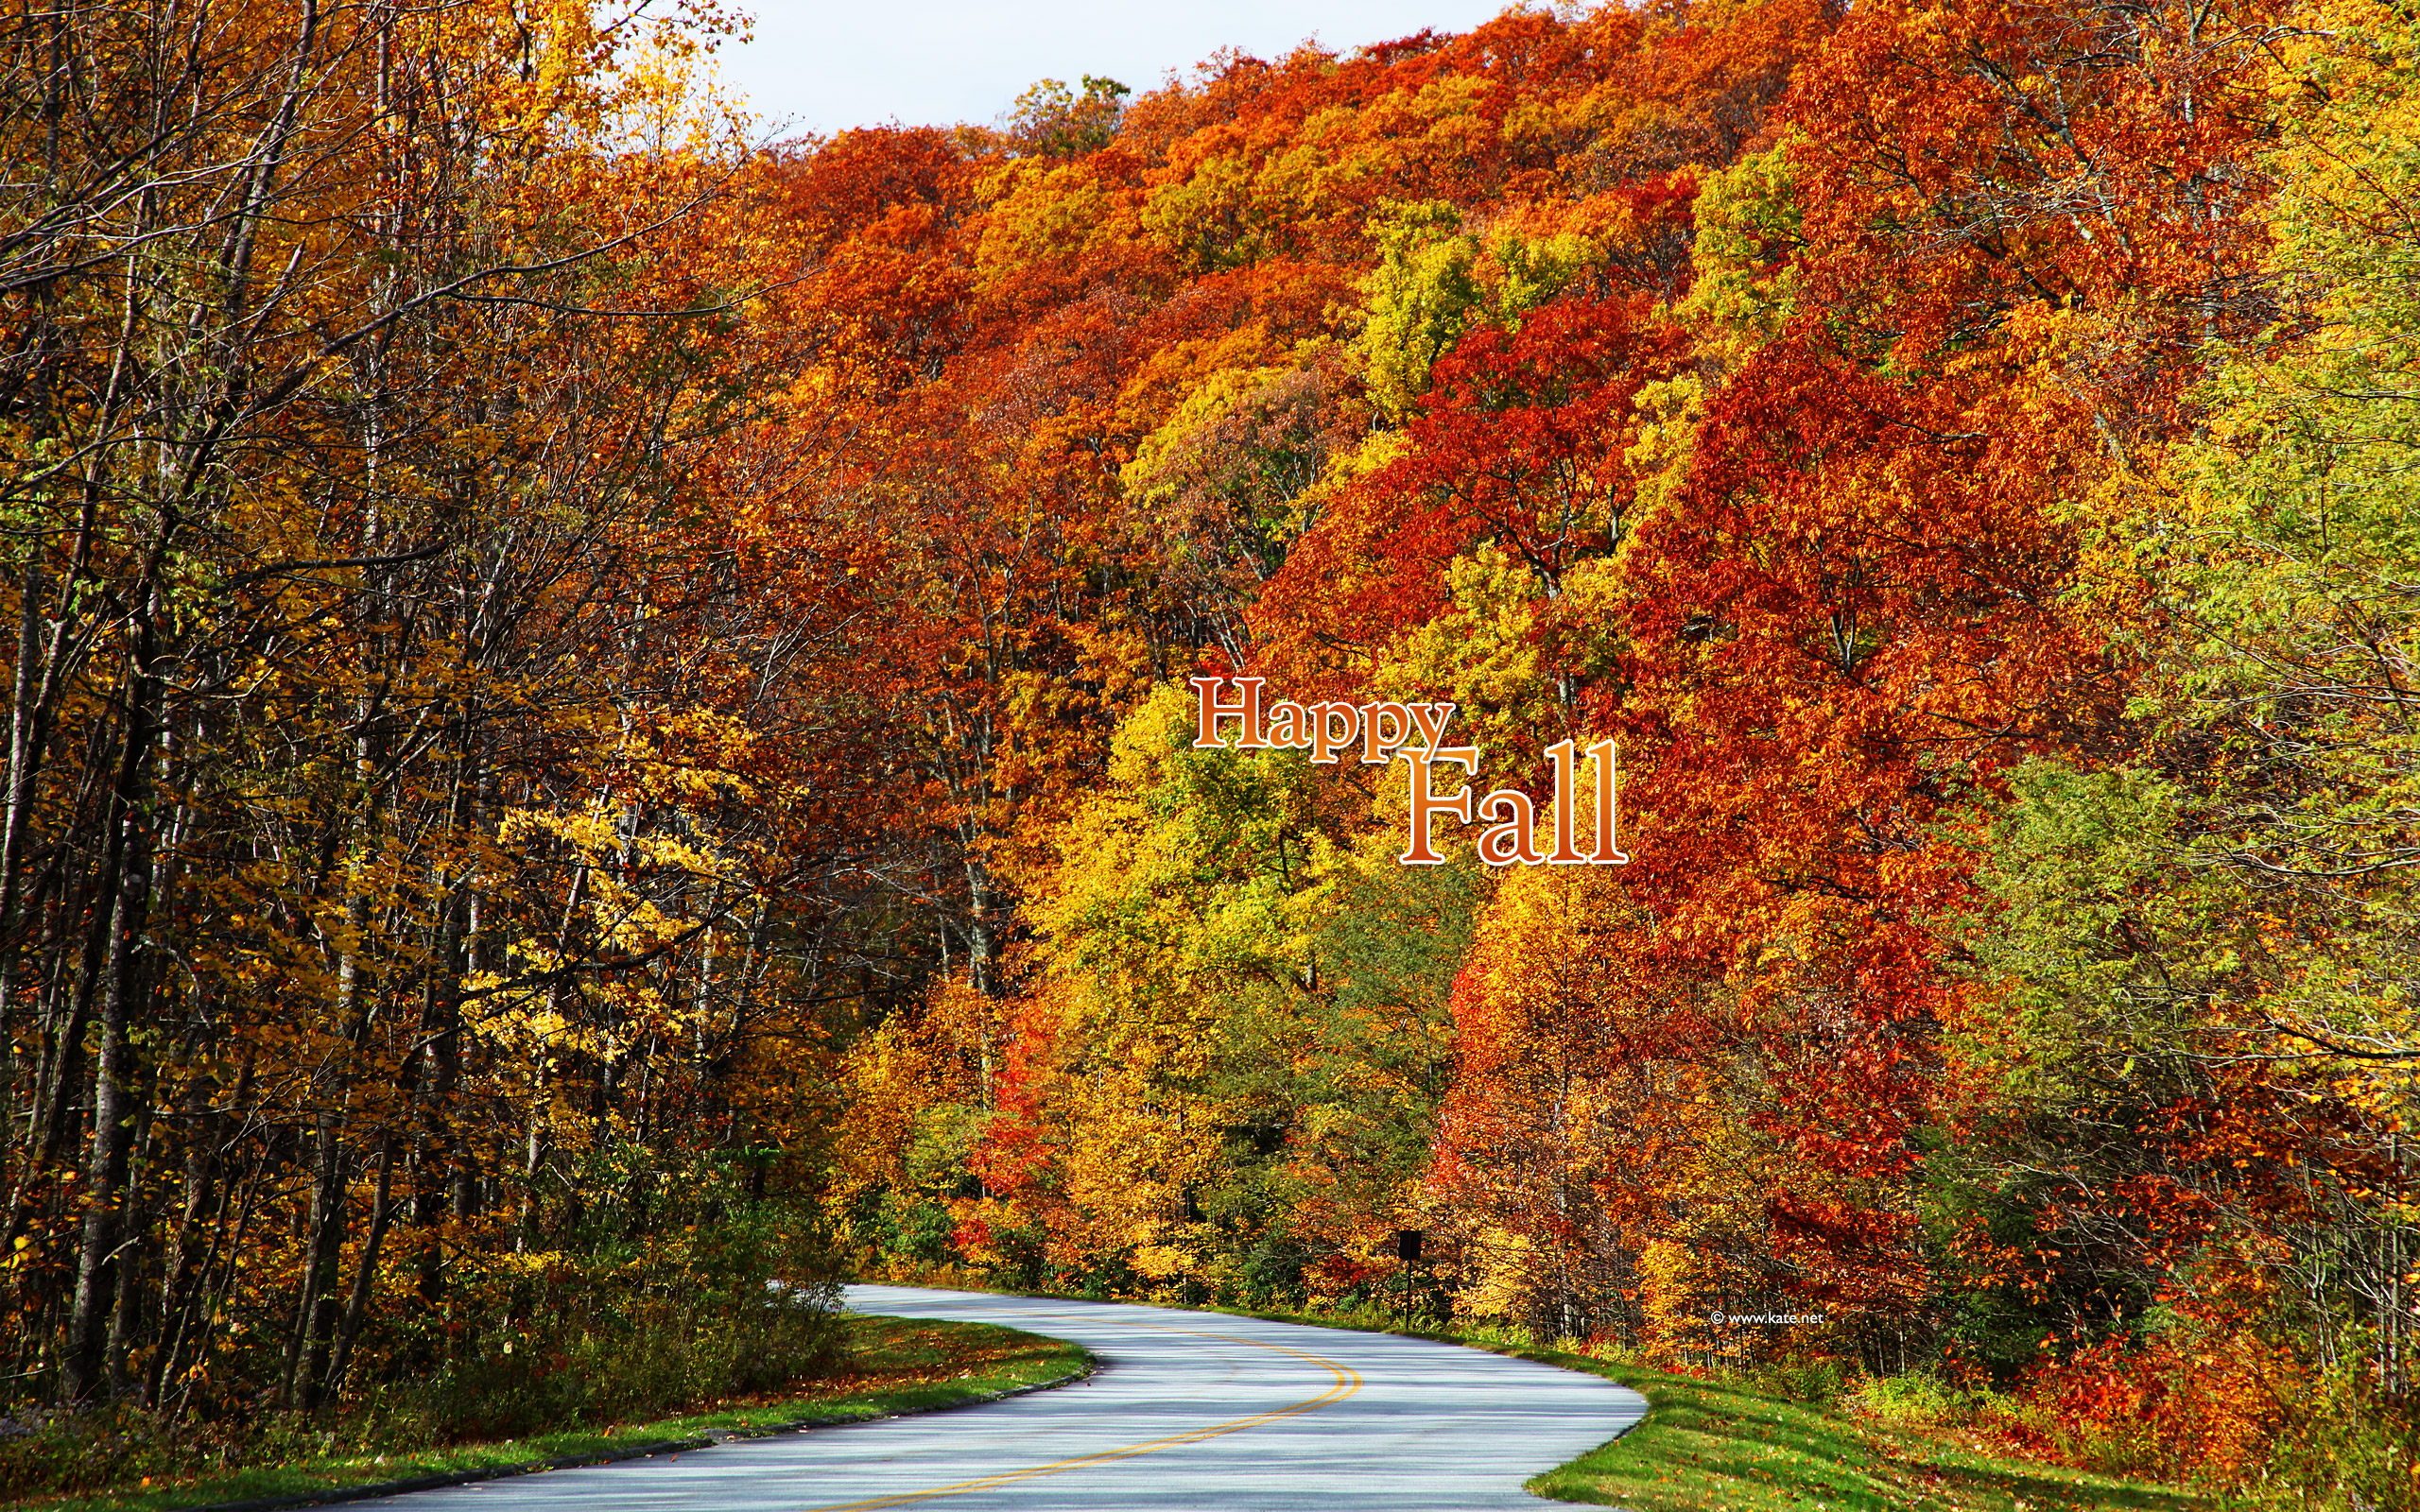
[3,0,2416,1503]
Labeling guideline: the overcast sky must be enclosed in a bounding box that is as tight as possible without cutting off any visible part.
[711,0,1525,138]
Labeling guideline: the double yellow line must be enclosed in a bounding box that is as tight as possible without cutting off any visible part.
[797,1314,1364,1510]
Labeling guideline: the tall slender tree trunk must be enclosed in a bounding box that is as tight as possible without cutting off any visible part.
[320,1131,395,1405]
[287,1109,348,1408]
[63,641,158,1400]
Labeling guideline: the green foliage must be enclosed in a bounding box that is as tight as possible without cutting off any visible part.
[993,683,1489,1305]
[1929,768,2238,1383]
[1958,762,2233,1107]
[1355,200,1595,417]
[883,1198,960,1265]
[2152,0,2420,932]
[1848,1368,1962,1425]
[1375,544,1553,788]
[1287,825,1486,1183]
[1037,681,1319,1006]
[1674,138,1805,356]
[1007,76,1130,157]
[905,1104,991,1198]
[2264,1336,2420,1512]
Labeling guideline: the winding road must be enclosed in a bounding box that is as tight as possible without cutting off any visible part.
[371,1284,1647,1511]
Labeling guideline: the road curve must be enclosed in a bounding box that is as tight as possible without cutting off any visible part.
[366,1283,1646,1511]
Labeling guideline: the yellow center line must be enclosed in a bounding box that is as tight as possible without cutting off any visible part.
[791,1313,1364,1511]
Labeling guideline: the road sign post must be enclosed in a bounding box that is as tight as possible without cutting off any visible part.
[1393,1228,1424,1326]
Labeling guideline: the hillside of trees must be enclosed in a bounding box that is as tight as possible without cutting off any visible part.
[3,0,2414,1503]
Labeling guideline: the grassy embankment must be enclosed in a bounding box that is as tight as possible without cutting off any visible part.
[1198,1298,2201,1512]
[6,1314,1090,1512]
[1509,1343,2199,1512]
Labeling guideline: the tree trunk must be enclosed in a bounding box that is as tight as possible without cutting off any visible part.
[62,604,159,1400]
[287,1111,348,1408]
[62,795,153,1400]
[321,1131,395,1405]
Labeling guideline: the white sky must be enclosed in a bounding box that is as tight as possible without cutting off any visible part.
[711,0,1526,139]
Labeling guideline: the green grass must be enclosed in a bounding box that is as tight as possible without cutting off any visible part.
[1511,1347,2204,1512]
[8,1314,1090,1512]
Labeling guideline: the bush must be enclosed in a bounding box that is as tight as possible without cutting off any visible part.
[2264,1346,2420,1512]
[1750,1356,1849,1405]
[1849,1369,1963,1426]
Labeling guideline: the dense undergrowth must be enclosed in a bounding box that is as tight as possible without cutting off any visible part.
[0,1312,1084,1512]
[0,1209,840,1503]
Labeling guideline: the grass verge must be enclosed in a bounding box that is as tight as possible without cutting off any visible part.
[7,1314,1090,1512]
[1175,1297,2203,1512]
[1508,1345,2204,1512]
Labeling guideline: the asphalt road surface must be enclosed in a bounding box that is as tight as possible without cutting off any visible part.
[367,1283,1648,1511]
